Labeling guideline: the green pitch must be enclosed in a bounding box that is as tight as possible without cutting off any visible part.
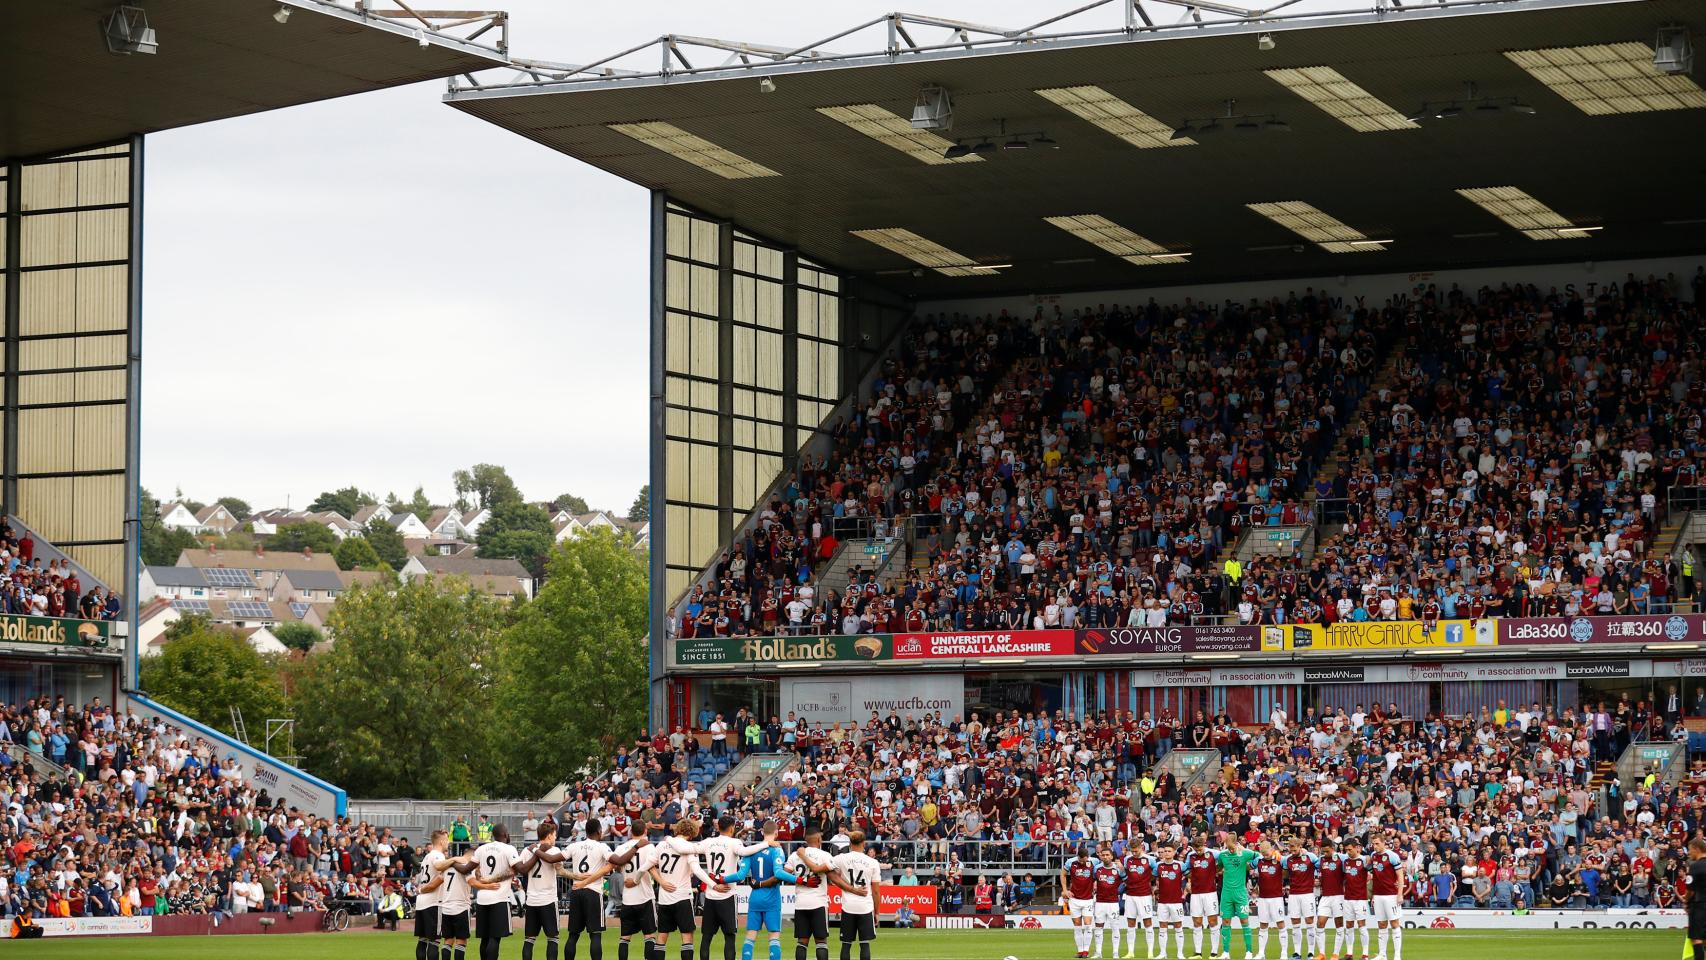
[0,928,1681,960]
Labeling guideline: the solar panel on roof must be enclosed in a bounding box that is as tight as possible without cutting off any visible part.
[173,599,211,614]
[203,568,253,586]
[228,601,274,619]
[288,602,311,619]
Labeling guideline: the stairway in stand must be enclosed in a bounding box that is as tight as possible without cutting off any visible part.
[1307,346,1407,507]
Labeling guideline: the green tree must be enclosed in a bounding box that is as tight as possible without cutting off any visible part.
[363,519,409,571]
[492,531,650,797]
[476,499,554,579]
[452,463,523,511]
[269,521,339,555]
[309,486,377,518]
[552,493,590,516]
[141,487,200,566]
[291,578,508,797]
[271,622,323,653]
[215,496,252,521]
[628,484,650,523]
[333,535,386,571]
[213,528,257,552]
[140,617,289,736]
[407,486,436,523]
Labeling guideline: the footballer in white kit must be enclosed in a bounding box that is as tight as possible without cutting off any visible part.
[654,822,714,938]
[562,819,617,947]
[414,829,451,951]
[472,824,523,953]
[698,817,775,960]
[829,833,882,958]
[785,827,837,951]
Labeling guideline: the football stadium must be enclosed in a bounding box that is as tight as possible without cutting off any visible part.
[3,0,1706,956]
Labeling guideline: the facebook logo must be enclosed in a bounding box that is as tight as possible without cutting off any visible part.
[1443,623,1464,645]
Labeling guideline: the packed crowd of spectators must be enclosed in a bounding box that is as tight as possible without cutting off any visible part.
[0,525,121,622]
[0,695,411,920]
[676,272,1705,639]
[676,288,1391,639]
[575,685,1701,912]
[1231,273,1704,625]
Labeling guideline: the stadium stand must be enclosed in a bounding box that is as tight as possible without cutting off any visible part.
[675,290,1393,638]
[675,275,1704,638]
[1233,274,1704,625]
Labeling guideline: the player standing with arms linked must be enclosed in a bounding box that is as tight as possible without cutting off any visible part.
[718,819,799,960]
[830,831,883,960]
[654,820,716,960]
[1213,834,1258,960]
[1314,839,1344,960]
[1154,843,1189,960]
[1064,846,1099,959]
[1121,841,1158,959]
[1186,836,1220,959]
[1282,835,1318,960]
[785,826,839,960]
[1092,847,1123,959]
[1365,835,1403,960]
[515,819,565,960]
[413,830,450,960]
[700,818,779,960]
[1337,840,1370,960]
[562,820,618,960]
[470,824,523,960]
[611,819,665,960]
[1253,841,1288,960]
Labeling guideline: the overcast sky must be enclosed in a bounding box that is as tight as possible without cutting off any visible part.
[141,0,1332,515]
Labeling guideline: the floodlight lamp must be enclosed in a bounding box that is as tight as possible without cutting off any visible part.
[273,5,291,23]
[942,143,973,159]
[759,77,777,94]
[416,30,430,48]
[1257,33,1275,51]
[1003,137,1029,150]
[911,85,955,131]
[1169,124,1193,141]
[102,5,158,55]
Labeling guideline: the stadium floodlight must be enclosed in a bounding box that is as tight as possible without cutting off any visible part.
[1455,186,1591,240]
[606,122,780,179]
[1505,42,1706,115]
[1257,33,1275,51]
[817,104,979,165]
[1654,26,1693,75]
[758,77,776,94]
[850,228,992,277]
[941,143,973,159]
[910,85,954,131]
[1044,214,1188,266]
[1264,66,1416,132]
[1035,85,1194,148]
[102,5,158,55]
[273,5,291,24]
[1246,200,1386,253]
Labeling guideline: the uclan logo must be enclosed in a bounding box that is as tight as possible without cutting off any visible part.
[1429,917,1455,929]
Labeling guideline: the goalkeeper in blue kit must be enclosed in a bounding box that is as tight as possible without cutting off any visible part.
[721,822,800,960]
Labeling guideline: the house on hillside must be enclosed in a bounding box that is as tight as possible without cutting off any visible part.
[460,508,490,538]
[400,554,534,599]
[424,508,470,541]
[352,504,392,527]
[176,547,340,593]
[158,502,240,535]
[388,512,433,539]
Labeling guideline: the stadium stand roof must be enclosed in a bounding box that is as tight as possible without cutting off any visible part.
[2,0,509,161]
[445,0,1706,295]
